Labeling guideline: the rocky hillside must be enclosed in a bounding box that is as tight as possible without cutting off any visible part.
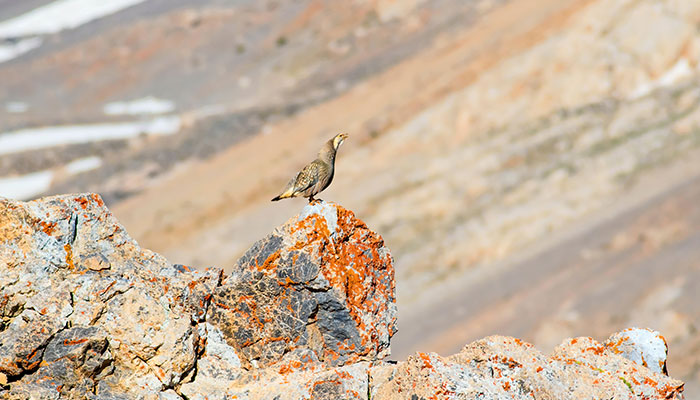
[98,0,700,302]
[1,0,699,395]
[0,194,686,399]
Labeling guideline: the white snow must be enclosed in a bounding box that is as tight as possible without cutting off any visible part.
[0,170,53,200]
[0,116,181,155]
[0,0,149,39]
[65,156,102,174]
[103,96,175,116]
[0,37,42,63]
[5,101,29,113]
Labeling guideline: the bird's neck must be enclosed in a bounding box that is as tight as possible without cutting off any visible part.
[318,141,336,165]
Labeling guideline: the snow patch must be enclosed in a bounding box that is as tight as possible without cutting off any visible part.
[0,37,42,63]
[0,170,53,200]
[0,116,181,155]
[0,0,150,39]
[5,101,29,113]
[103,96,176,116]
[65,156,102,174]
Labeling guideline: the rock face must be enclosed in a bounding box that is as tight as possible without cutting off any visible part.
[372,332,684,399]
[0,193,685,399]
[208,201,396,370]
[0,193,220,398]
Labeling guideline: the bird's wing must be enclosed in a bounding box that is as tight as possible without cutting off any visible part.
[292,160,322,193]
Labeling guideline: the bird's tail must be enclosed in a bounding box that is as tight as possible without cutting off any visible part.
[271,188,294,202]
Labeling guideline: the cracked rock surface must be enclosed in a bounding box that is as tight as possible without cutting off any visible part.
[0,193,220,398]
[0,194,685,399]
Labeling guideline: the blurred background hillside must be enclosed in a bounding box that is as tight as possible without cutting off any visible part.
[1,0,699,394]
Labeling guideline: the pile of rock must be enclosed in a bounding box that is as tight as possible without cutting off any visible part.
[0,194,684,399]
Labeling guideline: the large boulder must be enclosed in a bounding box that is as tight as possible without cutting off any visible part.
[0,194,220,398]
[207,201,396,370]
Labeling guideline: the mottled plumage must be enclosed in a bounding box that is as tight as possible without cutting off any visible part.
[272,133,348,202]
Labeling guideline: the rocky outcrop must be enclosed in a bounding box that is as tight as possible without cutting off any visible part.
[0,194,685,399]
[0,193,220,398]
[371,331,683,399]
[207,201,396,370]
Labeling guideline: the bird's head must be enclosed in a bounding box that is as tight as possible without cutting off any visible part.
[332,133,348,150]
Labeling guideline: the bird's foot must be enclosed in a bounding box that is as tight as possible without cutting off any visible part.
[308,198,323,205]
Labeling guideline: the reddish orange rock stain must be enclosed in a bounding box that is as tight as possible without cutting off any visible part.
[417,352,434,370]
[604,337,625,354]
[311,378,341,392]
[25,347,42,370]
[333,369,353,380]
[90,193,104,207]
[278,359,303,374]
[585,345,605,356]
[63,338,89,346]
[288,204,394,360]
[63,244,75,270]
[256,250,281,272]
[75,197,89,210]
[40,221,57,236]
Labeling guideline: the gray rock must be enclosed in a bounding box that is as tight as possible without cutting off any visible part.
[208,201,396,370]
[0,194,685,399]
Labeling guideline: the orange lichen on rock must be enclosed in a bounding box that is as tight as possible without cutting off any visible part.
[279,359,303,374]
[209,201,395,371]
[63,338,89,346]
[90,193,105,207]
[39,221,57,236]
[74,196,89,210]
[257,249,281,272]
[417,352,434,370]
[290,204,395,358]
[63,243,75,270]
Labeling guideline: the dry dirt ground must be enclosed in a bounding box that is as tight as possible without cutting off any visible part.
[1,0,700,394]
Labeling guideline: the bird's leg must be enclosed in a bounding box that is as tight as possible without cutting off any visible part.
[308,195,322,205]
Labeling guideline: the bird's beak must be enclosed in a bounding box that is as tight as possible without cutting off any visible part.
[335,133,348,148]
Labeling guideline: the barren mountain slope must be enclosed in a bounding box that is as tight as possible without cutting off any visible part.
[1,0,698,394]
[112,0,592,270]
[112,0,700,294]
[1,0,500,196]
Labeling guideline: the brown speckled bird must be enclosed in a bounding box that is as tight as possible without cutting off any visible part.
[271,133,348,203]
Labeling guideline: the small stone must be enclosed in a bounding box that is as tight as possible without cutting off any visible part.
[605,328,670,375]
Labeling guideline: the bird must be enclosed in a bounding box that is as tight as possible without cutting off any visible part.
[271,133,348,203]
